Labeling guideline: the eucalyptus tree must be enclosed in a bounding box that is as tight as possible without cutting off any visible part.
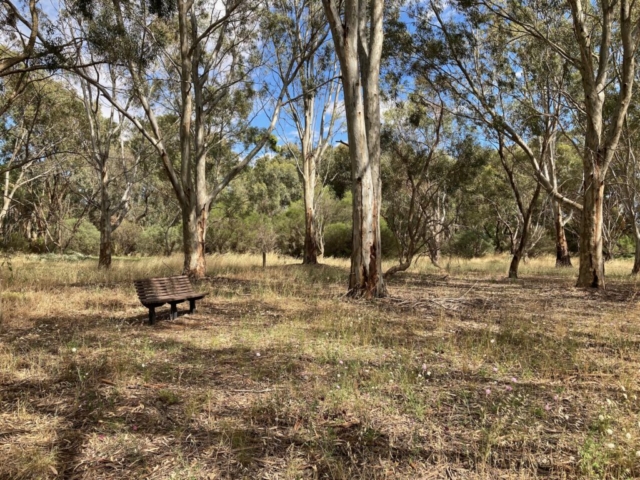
[75,67,140,268]
[0,75,83,234]
[245,154,300,266]
[0,0,40,116]
[68,0,314,278]
[496,136,543,278]
[412,0,640,288]
[612,114,640,273]
[381,97,450,276]
[269,0,341,265]
[322,0,386,297]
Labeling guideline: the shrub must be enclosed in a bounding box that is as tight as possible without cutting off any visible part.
[112,220,141,255]
[138,224,182,256]
[324,222,351,258]
[446,229,493,258]
[64,219,100,255]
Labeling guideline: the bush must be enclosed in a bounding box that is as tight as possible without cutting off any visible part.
[614,234,635,258]
[64,219,100,255]
[3,232,31,252]
[323,219,399,259]
[446,229,493,258]
[138,224,182,256]
[275,201,305,257]
[380,218,399,259]
[324,222,351,257]
[112,220,141,255]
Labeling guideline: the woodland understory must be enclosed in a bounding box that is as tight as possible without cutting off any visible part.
[0,254,639,479]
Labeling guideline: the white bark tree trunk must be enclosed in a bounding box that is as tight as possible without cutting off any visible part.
[322,0,386,297]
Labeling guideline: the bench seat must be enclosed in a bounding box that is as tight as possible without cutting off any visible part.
[134,276,208,324]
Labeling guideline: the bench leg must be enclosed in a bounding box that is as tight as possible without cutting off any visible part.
[170,302,178,320]
[149,307,156,325]
[189,299,196,314]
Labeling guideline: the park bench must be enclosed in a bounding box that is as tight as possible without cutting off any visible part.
[134,275,207,325]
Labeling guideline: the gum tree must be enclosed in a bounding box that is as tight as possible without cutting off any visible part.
[322,0,386,297]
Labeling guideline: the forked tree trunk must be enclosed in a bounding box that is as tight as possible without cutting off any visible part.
[508,185,541,279]
[553,201,572,267]
[345,91,384,297]
[576,170,605,288]
[323,0,386,298]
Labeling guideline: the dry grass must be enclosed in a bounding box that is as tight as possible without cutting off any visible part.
[1,253,640,479]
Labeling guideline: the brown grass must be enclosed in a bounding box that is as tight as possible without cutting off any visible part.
[1,253,639,479]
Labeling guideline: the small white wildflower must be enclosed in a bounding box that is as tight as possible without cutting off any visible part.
[71,347,77,353]
[418,374,422,378]
[336,385,340,389]
[606,429,613,435]
[255,352,261,357]
[337,374,341,378]
[606,443,615,449]
[626,433,631,440]
[623,393,628,400]
[141,363,146,368]
[427,371,431,376]
[599,415,605,421]
[621,386,626,392]
[490,339,495,344]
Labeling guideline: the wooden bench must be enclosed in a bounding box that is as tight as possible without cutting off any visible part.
[134,275,207,324]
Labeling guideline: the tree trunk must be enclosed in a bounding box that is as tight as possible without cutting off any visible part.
[553,201,572,267]
[576,173,605,288]
[262,251,267,269]
[323,0,386,298]
[344,81,384,297]
[428,237,442,268]
[507,182,541,279]
[508,253,521,279]
[98,167,112,268]
[302,163,319,265]
[508,221,530,278]
[384,260,411,278]
[182,203,206,279]
[632,232,640,275]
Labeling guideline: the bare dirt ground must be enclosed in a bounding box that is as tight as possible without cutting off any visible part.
[1,254,639,479]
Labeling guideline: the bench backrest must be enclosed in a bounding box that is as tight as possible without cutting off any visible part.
[134,275,195,304]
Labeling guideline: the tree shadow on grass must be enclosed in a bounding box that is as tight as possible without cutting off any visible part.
[2,273,640,478]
